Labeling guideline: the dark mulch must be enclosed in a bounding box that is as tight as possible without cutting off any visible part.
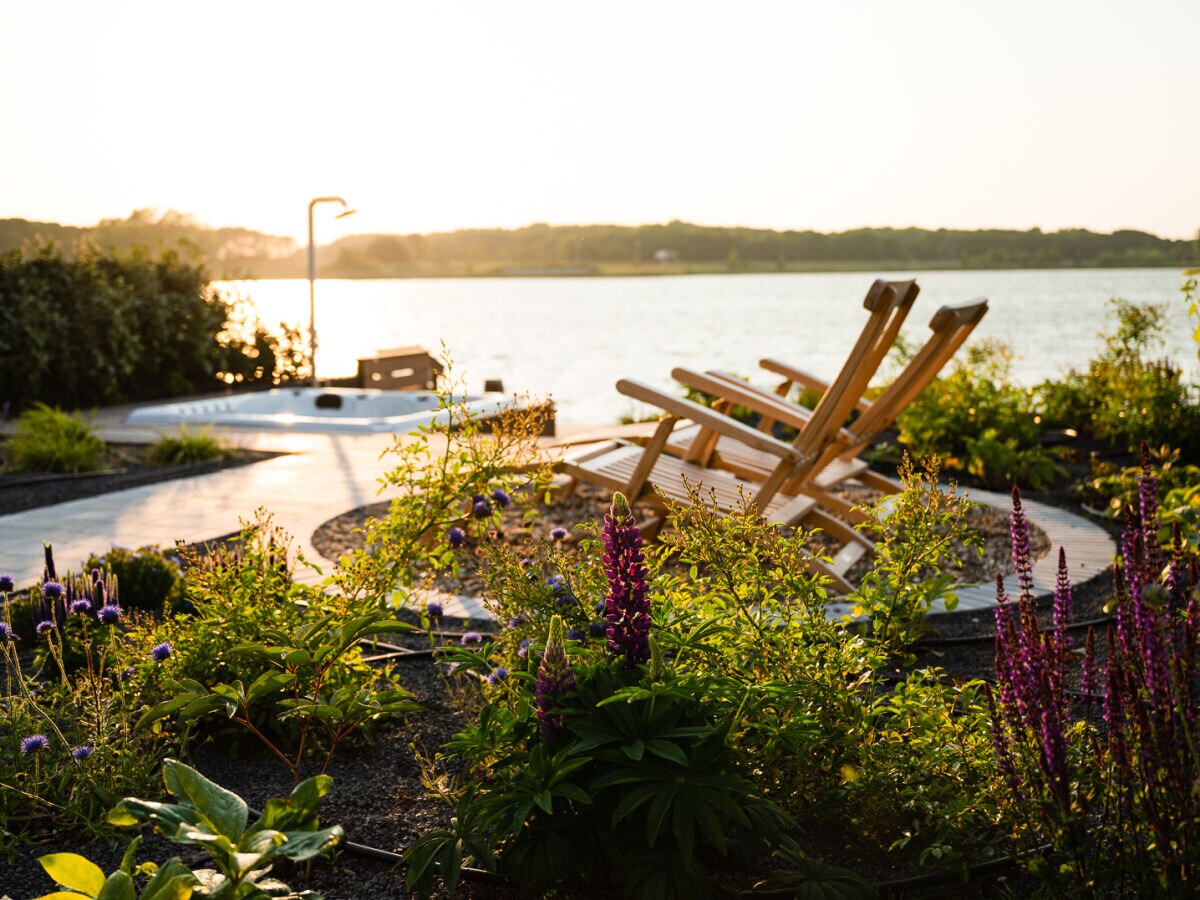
[0,443,285,516]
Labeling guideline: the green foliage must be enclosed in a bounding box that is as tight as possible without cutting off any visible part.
[147,428,227,466]
[895,341,1065,488]
[33,758,340,900]
[1077,446,1200,549]
[852,456,983,648]
[1184,267,1200,362]
[6,404,106,473]
[83,545,185,615]
[1044,299,1200,454]
[0,242,295,411]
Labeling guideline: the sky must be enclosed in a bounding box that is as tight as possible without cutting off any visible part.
[2,0,1198,244]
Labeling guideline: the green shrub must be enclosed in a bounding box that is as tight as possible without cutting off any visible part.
[82,545,185,615]
[147,426,227,465]
[6,404,106,473]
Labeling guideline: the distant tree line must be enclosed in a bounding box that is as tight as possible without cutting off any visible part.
[2,212,1196,279]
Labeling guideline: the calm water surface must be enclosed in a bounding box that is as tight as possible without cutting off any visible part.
[219,269,1197,425]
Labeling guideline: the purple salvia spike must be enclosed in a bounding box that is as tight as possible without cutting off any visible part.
[1080,626,1098,702]
[1009,487,1035,601]
[1051,547,1073,675]
[1137,441,1160,575]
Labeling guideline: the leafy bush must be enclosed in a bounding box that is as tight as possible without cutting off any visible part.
[82,545,185,615]
[147,427,227,466]
[1077,443,1200,549]
[0,242,298,411]
[6,404,106,473]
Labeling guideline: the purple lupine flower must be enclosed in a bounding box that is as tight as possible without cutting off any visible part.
[602,492,651,665]
[150,641,173,662]
[472,499,492,519]
[71,599,92,616]
[491,488,511,509]
[460,631,482,646]
[447,527,466,548]
[535,616,575,741]
[20,734,50,754]
[425,600,444,618]
[549,527,569,541]
[0,574,13,593]
[486,667,509,685]
[98,604,122,626]
[71,745,93,760]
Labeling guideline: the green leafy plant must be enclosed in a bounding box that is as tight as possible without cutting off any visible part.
[148,428,228,466]
[82,545,185,615]
[33,758,342,900]
[6,404,106,473]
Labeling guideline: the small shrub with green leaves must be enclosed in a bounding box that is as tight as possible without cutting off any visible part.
[82,545,185,615]
[6,403,106,473]
[1077,443,1200,549]
[147,427,227,466]
[33,758,341,900]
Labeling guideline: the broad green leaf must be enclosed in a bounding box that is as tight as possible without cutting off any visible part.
[271,826,343,862]
[138,857,197,900]
[39,853,106,895]
[643,739,688,766]
[95,871,136,900]
[31,893,90,900]
[621,739,645,761]
[163,760,248,841]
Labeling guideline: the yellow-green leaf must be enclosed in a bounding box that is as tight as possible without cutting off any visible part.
[39,853,106,896]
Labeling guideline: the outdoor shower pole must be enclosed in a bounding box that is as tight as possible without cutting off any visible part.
[307,196,355,387]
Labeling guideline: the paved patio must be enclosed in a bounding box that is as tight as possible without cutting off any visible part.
[1,414,1117,620]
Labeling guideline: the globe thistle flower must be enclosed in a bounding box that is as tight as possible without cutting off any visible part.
[71,599,92,616]
[460,631,482,646]
[98,604,122,626]
[535,616,575,742]
[491,487,511,509]
[118,666,135,681]
[71,745,94,761]
[20,734,50,755]
[425,600,444,618]
[588,620,608,638]
[507,615,527,629]
[566,627,586,642]
[549,527,568,541]
[447,527,466,548]
[555,591,580,607]
[602,492,651,665]
[0,622,16,641]
[35,620,54,636]
[486,667,510,685]
[150,641,173,662]
[42,581,64,600]
[517,638,532,658]
[472,499,492,519]
[0,574,13,593]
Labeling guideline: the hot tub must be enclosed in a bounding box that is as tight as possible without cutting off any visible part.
[125,387,510,434]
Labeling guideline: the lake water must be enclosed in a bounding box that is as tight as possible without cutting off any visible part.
[218,269,1199,425]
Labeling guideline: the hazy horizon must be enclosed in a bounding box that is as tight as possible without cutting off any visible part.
[3,1,1198,244]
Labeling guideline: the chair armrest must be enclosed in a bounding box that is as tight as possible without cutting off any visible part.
[759,358,873,415]
[672,368,816,432]
[616,379,805,465]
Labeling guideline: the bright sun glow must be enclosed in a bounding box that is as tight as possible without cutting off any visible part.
[1,0,1197,240]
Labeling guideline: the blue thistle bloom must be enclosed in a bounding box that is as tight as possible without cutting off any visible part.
[0,622,15,641]
[98,604,122,626]
[588,620,608,638]
[118,666,135,681]
[472,499,492,519]
[71,599,92,616]
[20,734,50,754]
[447,527,466,548]
[460,631,482,646]
[0,574,13,593]
[150,641,173,662]
[546,574,565,588]
[491,488,511,508]
[71,745,94,760]
[567,628,586,641]
[507,615,527,629]
[487,667,510,685]
[425,600,444,618]
[517,638,532,658]
[555,592,579,607]
[35,621,53,636]
[550,527,569,541]
[42,581,64,600]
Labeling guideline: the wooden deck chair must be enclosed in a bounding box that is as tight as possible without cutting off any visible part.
[665,278,918,479]
[556,378,875,593]
[668,297,990,521]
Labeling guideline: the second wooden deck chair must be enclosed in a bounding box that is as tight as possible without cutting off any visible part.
[665,278,919,472]
[669,297,990,521]
[556,378,875,593]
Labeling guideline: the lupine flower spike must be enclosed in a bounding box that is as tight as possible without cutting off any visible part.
[602,492,651,665]
[535,615,575,741]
